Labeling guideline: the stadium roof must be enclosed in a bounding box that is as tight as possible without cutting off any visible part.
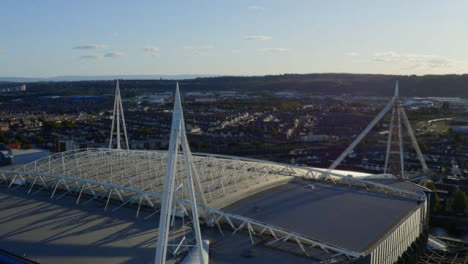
[224,181,421,253]
[0,148,427,262]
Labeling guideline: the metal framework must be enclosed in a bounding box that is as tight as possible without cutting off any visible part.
[155,83,207,264]
[109,80,129,150]
[0,146,428,262]
[326,81,429,180]
[417,249,466,264]
[1,148,424,202]
[0,157,361,262]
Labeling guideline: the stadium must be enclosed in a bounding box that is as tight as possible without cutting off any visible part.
[0,83,432,264]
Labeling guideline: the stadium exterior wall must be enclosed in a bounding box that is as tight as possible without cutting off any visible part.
[367,198,428,264]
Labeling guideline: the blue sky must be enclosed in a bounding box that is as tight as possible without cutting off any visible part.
[1,0,467,77]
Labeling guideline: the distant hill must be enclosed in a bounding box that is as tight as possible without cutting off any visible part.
[0,77,43,82]
[2,73,468,97]
[180,73,468,97]
[0,74,216,82]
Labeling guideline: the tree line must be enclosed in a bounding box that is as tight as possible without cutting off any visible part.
[2,73,468,97]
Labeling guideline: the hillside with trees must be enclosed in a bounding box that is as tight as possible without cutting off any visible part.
[2,73,468,97]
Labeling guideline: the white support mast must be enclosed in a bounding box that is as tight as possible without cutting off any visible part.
[326,81,430,180]
[396,83,405,178]
[383,81,406,178]
[109,80,130,150]
[325,92,396,178]
[400,106,429,173]
[384,106,396,174]
[155,83,208,264]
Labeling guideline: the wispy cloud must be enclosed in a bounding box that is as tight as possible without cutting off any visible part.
[345,52,359,57]
[183,45,214,50]
[80,55,101,60]
[373,51,401,63]
[144,46,160,56]
[104,51,125,58]
[373,51,454,68]
[244,35,272,41]
[73,44,106,50]
[0,47,5,53]
[248,5,264,11]
[183,45,214,56]
[261,48,290,53]
[79,51,125,60]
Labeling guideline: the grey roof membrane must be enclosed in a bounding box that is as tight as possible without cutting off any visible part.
[223,181,420,253]
[0,187,325,263]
